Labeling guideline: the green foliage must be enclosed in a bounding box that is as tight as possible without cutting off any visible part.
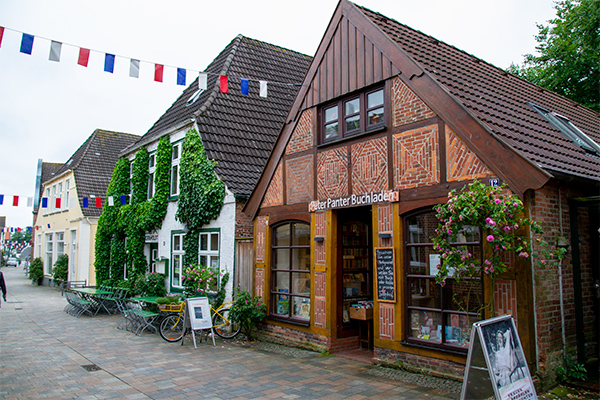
[183,230,199,266]
[156,294,182,304]
[52,254,69,285]
[29,257,44,284]
[557,359,588,382]
[128,272,167,297]
[433,180,564,315]
[10,229,32,243]
[175,129,225,230]
[507,0,599,112]
[229,288,267,339]
[95,136,172,286]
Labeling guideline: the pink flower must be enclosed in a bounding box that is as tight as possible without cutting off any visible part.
[495,199,502,205]
[487,235,494,242]
[519,252,529,258]
[245,300,249,303]
[486,217,496,226]
[484,267,489,274]
[447,229,453,235]
[490,266,494,273]
[541,260,547,265]
[484,259,492,266]
[440,280,446,287]
[514,224,519,230]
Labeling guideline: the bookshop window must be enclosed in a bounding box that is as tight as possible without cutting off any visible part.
[320,86,385,143]
[405,209,482,351]
[271,221,311,323]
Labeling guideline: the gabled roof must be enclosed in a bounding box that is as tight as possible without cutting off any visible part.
[44,129,139,217]
[245,0,600,218]
[125,35,312,197]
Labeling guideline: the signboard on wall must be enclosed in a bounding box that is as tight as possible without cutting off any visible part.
[461,315,537,400]
[308,190,399,212]
[375,247,396,302]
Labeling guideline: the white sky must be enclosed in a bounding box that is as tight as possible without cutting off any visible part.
[0,0,556,229]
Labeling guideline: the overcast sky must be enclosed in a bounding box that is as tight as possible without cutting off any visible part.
[0,0,557,229]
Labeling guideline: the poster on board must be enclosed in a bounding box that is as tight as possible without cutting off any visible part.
[461,315,537,400]
[186,297,215,348]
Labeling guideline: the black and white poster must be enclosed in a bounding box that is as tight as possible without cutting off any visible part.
[461,315,537,400]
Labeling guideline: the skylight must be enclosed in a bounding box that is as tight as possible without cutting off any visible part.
[186,89,204,106]
[528,102,600,155]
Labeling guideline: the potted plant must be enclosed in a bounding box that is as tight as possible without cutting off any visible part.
[52,254,69,287]
[29,257,44,286]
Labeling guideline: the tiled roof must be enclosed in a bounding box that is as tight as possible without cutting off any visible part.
[358,4,600,182]
[48,130,139,217]
[127,35,312,197]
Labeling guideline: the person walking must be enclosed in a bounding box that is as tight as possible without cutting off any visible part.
[0,269,7,307]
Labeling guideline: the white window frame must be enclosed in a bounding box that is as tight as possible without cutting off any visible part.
[45,233,53,275]
[56,232,65,257]
[171,233,185,288]
[199,230,220,269]
[51,185,57,212]
[170,143,181,196]
[148,153,156,200]
[65,179,70,209]
[57,182,63,210]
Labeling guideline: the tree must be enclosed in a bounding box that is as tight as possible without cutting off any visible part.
[507,0,600,112]
[10,229,32,243]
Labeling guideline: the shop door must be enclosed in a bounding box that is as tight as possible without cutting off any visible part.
[337,206,374,348]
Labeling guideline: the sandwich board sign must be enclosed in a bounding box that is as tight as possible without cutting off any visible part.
[461,315,537,400]
[186,297,215,348]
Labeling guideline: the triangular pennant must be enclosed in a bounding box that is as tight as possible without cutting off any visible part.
[177,68,186,86]
[154,64,164,82]
[198,73,207,90]
[130,59,140,78]
[104,53,115,73]
[20,33,34,55]
[259,81,268,98]
[240,78,249,95]
[49,41,62,62]
[78,48,90,67]
[220,75,228,93]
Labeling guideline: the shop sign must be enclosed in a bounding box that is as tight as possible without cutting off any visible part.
[145,232,159,243]
[308,190,399,212]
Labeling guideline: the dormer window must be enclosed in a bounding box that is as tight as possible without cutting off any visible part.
[320,86,385,143]
[529,102,600,155]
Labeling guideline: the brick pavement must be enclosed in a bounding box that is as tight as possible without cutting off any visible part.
[0,266,459,399]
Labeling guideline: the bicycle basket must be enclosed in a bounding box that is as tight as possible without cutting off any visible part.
[158,303,184,312]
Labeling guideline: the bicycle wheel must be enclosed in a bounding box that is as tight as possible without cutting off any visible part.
[159,314,185,342]
[212,308,241,339]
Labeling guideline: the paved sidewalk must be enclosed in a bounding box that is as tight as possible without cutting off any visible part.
[0,266,460,399]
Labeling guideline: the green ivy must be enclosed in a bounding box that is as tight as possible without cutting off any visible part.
[95,136,172,286]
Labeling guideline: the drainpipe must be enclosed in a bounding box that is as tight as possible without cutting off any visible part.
[528,191,540,373]
[557,187,567,363]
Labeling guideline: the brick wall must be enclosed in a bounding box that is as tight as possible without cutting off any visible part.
[263,162,283,207]
[446,126,493,181]
[314,272,327,328]
[375,347,465,379]
[255,267,265,299]
[317,147,349,199]
[235,199,253,238]
[392,77,435,127]
[286,109,313,155]
[255,216,267,263]
[286,154,314,204]
[256,323,359,352]
[393,124,439,189]
[351,138,388,194]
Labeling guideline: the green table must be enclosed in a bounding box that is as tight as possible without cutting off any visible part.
[70,288,112,315]
[130,296,160,304]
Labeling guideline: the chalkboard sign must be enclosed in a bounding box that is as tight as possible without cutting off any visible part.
[375,247,396,302]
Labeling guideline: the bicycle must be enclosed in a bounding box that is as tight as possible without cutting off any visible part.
[159,300,241,343]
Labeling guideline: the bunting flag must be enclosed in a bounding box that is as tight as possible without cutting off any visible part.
[78,48,90,67]
[95,197,101,207]
[154,64,164,82]
[27,197,33,207]
[177,68,186,86]
[108,196,114,206]
[0,27,4,48]
[12,196,19,206]
[82,197,89,208]
[49,40,62,62]
[41,197,48,208]
[55,198,61,208]
[240,78,249,95]
[260,81,268,98]
[120,194,126,205]
[47,224,51,229]
[70,198,76,208]
[0,194,3,205]
[130,59,140,78]
[20,33,34,54]
[198,73,207,90]
[220,75,228,93]
[104,53,115,73]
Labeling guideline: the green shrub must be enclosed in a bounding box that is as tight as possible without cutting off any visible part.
[557,359,588,382]
[229,288,266,340]
[52,254,69,286]
[129,272,166,297]
[29,257,44,285]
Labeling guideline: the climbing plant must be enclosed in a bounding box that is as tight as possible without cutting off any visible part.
[95,136,172,286]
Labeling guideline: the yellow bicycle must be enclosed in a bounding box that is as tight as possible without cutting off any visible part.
[159,301,241,342]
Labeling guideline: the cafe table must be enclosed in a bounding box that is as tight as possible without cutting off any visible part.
[71,287,112,315]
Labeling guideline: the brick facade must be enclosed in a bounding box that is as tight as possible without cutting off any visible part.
[317,147,349,200]
[235,199,253,238]
[286,154,314,204]
[446,126,493,181]
[392,77,436,127]
[255,216,267,263]
[285,109,313,155]
[263,162,283,207]
[393,124,439,189]
[351,138,388,194]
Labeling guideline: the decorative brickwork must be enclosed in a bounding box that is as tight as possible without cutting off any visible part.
[262,162,283,207]
[314,271,327,328]
[446,126,493,182]
[255,216,267,263]
[375,347,465,379]
[315,211,327,264]
[393,124,440,189]
[377,203,393,247]
[256,322,359,352]
[235,199,253,238]
[379,303,395,340]
[286,154,314,204]
[351,137,388,194]
[392,77,436,127]
[494,279,517,326]
[255,268,265,299]
[317,147,349,200]
[285,109,313,155]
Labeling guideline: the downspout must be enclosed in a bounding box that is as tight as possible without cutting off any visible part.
[557,186,567,362]
[528,191,540,373]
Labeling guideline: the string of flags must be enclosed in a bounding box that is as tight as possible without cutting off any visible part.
[0,25,301,97]
[0,193,133,209]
